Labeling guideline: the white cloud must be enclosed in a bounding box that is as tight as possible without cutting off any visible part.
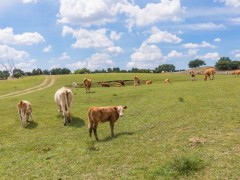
[198,52,220,60]
[0,27,45,45]
[57,0,118,26]
[62,26,113,49]
[184,23,225,30]
[145,27,182,44]
[183,41,216,49]
[167,50,183,58]
[214,38,221,42]
[43,45,52,53]
[127,43,166,69]
[235,54,240,58]
[104,46,123,54]
[57,0,184,30]
[118,0,184,30]
[0,45,29,60]
[15,59,37,72]
[59,52,70,60]
[230,17,240,24]
[216,0,240,7]
[187,49,199,56]
[110,31,122,41]
[67,53,113,70]
[22,0,39,4]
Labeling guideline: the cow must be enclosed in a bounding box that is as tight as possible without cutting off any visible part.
[189,70,195,81]
[134,76,140,86]
[146,80,152,85]
[72,82,78,88]
[117,80,125,87]
[83,78,92,93]
[164,78,170,84]
[54,87,73,126]
[232,70,240,77]
[204,68,216,81]
[17,100,33,128]
[88,105,127,141]
[101,82,110,87]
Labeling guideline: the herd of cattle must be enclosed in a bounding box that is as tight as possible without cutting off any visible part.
[17,68,240,140]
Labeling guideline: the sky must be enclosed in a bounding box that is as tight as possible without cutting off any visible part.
[0,0,240,72]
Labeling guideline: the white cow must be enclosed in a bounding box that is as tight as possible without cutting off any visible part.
[17,100,33,128]
[54,87,73,125]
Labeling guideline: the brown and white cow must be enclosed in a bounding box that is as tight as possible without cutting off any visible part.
[204,68,216,81]
[164,78,170,84]
[134,76,140,86]
[83,78,92,93]
[54,87,73,126]
[88,105,127,141]
[146,80,152,84]
[232,70,240,77]
[17,100,33,128]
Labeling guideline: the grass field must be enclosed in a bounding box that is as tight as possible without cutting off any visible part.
[0,73,239,179]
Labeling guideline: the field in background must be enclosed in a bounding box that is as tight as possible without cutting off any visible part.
[0,73,239,179]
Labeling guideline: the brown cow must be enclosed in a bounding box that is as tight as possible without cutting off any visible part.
[88,105,127,141]
[164,78,170,84]
[54,87,73,126]
[17,100,33,128]
[189,70,195,81]
[232,70,240,77]
[204,68,216,81]
[83,78,91,93]
[117,80,125,86]
[134,76,140,86]
[101,82,110,87]
[146,80,152,84]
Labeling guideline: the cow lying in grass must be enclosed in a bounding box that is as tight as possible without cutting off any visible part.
[54,87,73,126]
[101,82,110,87]
[88,105,127,141]
[17,100,33,128]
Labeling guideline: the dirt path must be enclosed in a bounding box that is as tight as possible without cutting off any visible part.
[0,76,55,100]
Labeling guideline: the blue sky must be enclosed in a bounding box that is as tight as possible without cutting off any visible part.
[0,0,240,72]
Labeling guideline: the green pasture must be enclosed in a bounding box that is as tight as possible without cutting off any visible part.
[0,73,239,179]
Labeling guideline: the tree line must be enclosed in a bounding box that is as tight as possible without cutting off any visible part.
[0,57,239,79]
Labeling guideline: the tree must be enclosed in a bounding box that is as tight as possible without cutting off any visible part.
[13,69,25,78]
[74,68,90,74]
[215,57,232,70]
[155,64,175,73]
[188,59,206,68]
[0,70,10,79]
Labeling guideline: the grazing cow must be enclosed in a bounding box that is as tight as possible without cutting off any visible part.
[189,70,195,81]
[17,100,33,128]
[164,78,170,84]
[232,70,240,77]
[204,68,216,81]
[101,82,110,87]
[88,105,127,141]
[133,76,140,86]
[54,87,73,126]
[83,78,92,93]
[146,80,152,84]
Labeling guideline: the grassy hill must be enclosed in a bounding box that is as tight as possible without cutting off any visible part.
[0,73,239,179]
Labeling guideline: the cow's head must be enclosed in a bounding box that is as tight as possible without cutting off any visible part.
[204,75,208,81]
[116,106,127,117]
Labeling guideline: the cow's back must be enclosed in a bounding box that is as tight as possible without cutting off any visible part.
[89,107,118,123]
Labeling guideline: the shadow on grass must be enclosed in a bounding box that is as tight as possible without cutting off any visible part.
[68,116,85,128]
[26,121,38,129]
[99,131,134,142]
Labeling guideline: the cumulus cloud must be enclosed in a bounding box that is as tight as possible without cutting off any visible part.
[22,0,39,4]
[0,45,29,60]
[0,27,45,45]
[214,38,221,42]
[110,31,122,41]
[216,0,240,7]
[15,59,37,72]
[104,46,123,54]
[184,22,225,30]
[57,0,184,30]
[127,43,166,69]
[167,50,183,58]
[43,44,52,53]
[145,27,182,44]
[198,52,220,60]
[66,53,113,70]
[182,41,216,49]
[59,52,71,60]
[62,26,113,49]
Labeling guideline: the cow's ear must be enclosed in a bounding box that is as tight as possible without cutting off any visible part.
[114,107,118,111]
[123,106,127,109]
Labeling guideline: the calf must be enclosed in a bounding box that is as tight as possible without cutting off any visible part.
[164,78,170,84]
[146,80,152,84]
[134,76,140,86]
[17,100,33,128]
[83,78,92,93]
[54,87,73,125]
[88,105,127,141]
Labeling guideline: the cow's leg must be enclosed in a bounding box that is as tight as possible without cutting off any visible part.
[88,124,93,138]
[110,122,115,137]
[63,114,67,126]
[93,123,99,141]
